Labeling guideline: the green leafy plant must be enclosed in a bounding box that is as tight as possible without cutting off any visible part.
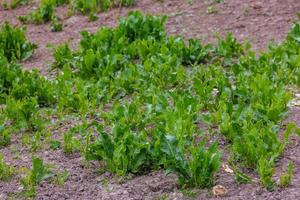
[0,57,22,99]
[0,11,299,193]
[118,11,167,42]
[63,130,80,154]
[0,61,55,105]
[52,43,74,69]
[72,0,101,20]
[49,12,299,191]
[160,135,221,188]
[283,123,298,143]
[49,140,61,150]
[279,161,294,188]
[0,124,10,147]
[5,97,42,132]
[1,0,31,10]
[1,0,8,9]
[54,170,69,186]
[0,21,37,61]
[0,153,14,181]
[258,158,275,191]
[207,6,217,14]
[51,16,63,32]
[86,124,151,176]
[18,0,56,24]
[1,0,30,9]
[71,0,135,20]
[232,122,284,168]
[30,131,43,152]
[234,171,252,184]
[56,74,90,114]
[20,157,53,198]
[55,0,69,6]
[10,0,30,8]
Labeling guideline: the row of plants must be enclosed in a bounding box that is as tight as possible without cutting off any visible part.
[1,0,136,32]
[72,0,135,20]
[1,11,300,198]
[1,0,31,9]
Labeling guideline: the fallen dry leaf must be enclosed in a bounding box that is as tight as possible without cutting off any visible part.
[213,185,228,196]
[222,164,234,174]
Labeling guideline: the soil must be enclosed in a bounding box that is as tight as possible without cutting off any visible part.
[0,0,300,200]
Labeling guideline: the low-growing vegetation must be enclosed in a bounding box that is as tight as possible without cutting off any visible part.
[70,0,135,20]
[20,157,53,197]
[0,153,14,182]
[18,0,57,24]
[0,22,37,62]
[0,10,300,198]
[279,161,295,188]
[16,0,136,30]
[1,0,30,9]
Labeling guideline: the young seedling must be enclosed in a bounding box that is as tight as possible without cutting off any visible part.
[20,156,53,198]
[279,162,294,188]
[54,170,69,186]
[258,158,275,191]
[0,124,11,147]
[0,153,15,181]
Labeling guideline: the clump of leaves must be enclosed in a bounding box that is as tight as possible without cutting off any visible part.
[160,135,221,188]
[56,73,90,114]
[10,0,30,8]
[0,0,8,9]
[234,171,252,184]
[0,124,11,147]
[54,170,69,186]
[20,156,53,198]
[207,6,217,14]
[232,122,284,169]
[63,130,80,155]
[283,123,299,144]
[0,153,15,181]
[0,56,21,98]
[279,161,294,188]
[51,16,63,32]
[71,0,135,20]
[1,0,30,9]
[30,132,43,152]
[18,0,56,24]
[71,0,101,20]
[0,21,37,62]
[5,97,42,132]
[118,11,167,42]
[0,61,56,106]
[49,140,61,150]
[258,158,275,191]
[52,43,74,69]
[54,0,69,6]
[86,124,151,176]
